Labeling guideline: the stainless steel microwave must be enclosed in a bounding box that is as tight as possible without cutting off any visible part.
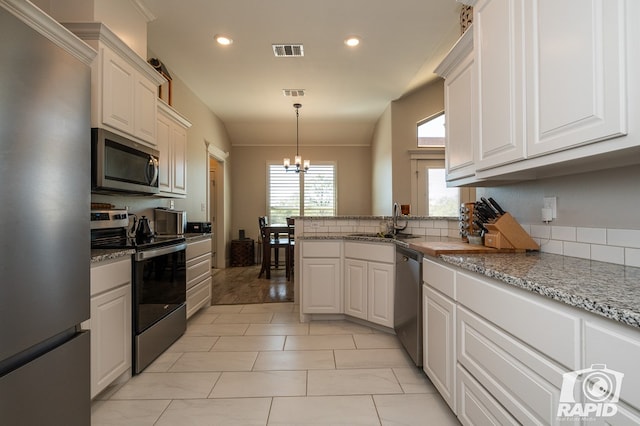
[92,128,159,194]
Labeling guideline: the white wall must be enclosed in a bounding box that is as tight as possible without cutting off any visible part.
[370,79,445,216]
[36,0,148,58]
[230,145,371,243]
[371,105,393,215]
[391,80,445,211]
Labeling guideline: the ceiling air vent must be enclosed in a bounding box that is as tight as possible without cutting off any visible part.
[283,89,305,97]
[273,44,304,57]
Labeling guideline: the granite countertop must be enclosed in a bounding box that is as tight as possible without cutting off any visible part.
[440,252,640,329]
[91,248,134,264]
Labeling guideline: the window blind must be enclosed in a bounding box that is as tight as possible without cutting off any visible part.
[303,164,335,216]
[268,165,300,225]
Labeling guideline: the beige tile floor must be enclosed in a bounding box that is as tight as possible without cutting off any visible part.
[91,303,460,425]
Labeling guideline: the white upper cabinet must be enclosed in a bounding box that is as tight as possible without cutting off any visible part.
[435,28,477,182]
[157,101,191,196]
[474,0,526,171]
[442,0,636,184]
[64,23,166,147]
[524,0,627,157]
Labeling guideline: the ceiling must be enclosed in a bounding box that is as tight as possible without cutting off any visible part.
[143,0,462,147]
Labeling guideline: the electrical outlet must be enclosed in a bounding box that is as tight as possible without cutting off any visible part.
[310,220,320,228]
[169,200,175,209]
[543,196,557,219]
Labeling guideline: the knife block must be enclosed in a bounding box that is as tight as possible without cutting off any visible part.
[484,213,539,250]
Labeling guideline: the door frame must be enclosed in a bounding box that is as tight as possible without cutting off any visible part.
[206,141,228,269]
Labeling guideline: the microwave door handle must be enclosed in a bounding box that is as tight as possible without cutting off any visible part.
[147,156,159,186]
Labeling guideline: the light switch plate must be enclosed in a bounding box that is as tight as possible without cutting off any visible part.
[543,197,557,219]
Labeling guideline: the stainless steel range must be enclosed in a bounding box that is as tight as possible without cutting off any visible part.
[91,209,187,373]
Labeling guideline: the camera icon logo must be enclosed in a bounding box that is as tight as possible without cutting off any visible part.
[557,364,624,419]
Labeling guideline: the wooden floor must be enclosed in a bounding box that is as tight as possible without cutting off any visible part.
[210,264,294,305]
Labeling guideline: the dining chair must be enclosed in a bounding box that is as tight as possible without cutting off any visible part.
[258,216,288,279]
[286,217,295,281]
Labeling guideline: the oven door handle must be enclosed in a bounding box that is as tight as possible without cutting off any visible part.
[135,242,187,261]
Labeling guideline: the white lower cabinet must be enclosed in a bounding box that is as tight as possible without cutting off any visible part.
[423,285,456,412]
[422,256,640,425]
[88,257,132,399]
[584,316,640,422]
[301,241,342,313]
[344,259,367,319]
[186,238,212,319]
[344,242,394,328]
[423,259,457,412]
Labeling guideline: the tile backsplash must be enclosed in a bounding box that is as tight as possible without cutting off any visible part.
[525,223,640,267]
[299,217,460,239]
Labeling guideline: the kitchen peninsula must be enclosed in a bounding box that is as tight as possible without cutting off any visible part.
[297,215,640,423]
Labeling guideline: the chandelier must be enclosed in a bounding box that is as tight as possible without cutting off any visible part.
[283,103,309,173]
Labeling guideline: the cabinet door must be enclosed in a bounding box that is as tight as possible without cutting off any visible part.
[134,75,158,145]
[171,123,188,195]
[367,261,394,328]
[424,286,456,412]
[445,46,476,181]
[90,284,131,398]
[302,258,342,313]
[187,276,212,319]
[101,48,135,135]
[344,259,367,320]
[585,319,640,411]
[156,111,172,192]
[475,0,526,170]
[525,0,626,157]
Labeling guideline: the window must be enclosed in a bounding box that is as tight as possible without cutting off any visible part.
[427,168,459,216]
[417,112,445,147]
[412,158,460,217]
[268,162,336,224]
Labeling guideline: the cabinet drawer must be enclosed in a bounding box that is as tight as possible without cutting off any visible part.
[186,238,212,259]
[302,241,341,258]
[423,258,455,299]
[186,276,211,319]
[585,319,640,410]
[90,258,131,296]
[344,242,394,263]
[186,254,211,287]
[457,271,580,368]
[458,306,564,424]
[457,364,519,426]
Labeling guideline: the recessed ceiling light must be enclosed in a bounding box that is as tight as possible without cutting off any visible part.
[214,34,233,45]
[344,36,360,47]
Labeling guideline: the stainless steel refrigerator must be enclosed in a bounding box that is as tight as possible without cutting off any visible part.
[0,3,93,424]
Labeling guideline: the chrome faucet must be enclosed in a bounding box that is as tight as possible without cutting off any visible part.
[392,202,407,235]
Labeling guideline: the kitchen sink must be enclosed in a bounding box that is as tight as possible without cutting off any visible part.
[349,233,420,240]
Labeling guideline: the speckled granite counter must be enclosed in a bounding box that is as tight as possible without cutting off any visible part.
[91,248,134,264]
[439,252,640,329]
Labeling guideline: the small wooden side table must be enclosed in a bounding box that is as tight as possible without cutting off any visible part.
[230,239,255,266]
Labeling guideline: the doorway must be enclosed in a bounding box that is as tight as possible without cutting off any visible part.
[209,161,217,267]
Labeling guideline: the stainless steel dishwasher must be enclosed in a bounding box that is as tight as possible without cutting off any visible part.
[394,245,424,366]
